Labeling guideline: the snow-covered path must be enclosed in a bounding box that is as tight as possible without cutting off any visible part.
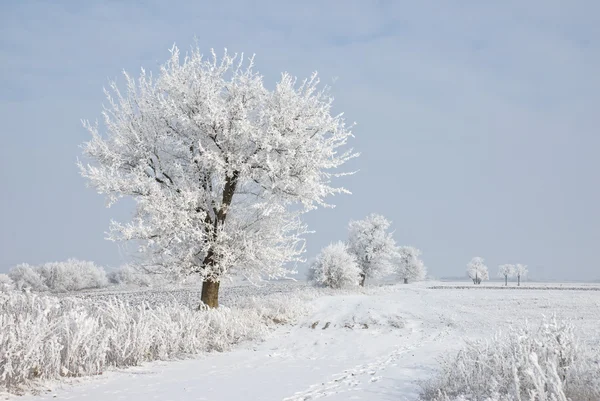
[15,285,600,401]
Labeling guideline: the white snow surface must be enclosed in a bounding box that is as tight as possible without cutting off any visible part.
[9,282,600,401]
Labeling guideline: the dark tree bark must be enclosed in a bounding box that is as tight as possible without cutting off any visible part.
[200,280,220,309]
[404,278,408,284]
[199,170,239,309]
[359,273,366,287]
[505,275,508,286]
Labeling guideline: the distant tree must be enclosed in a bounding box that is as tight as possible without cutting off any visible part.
[308,242,360,289]
[79,46,357,308]
[396,246,427,284]
[498,264,515,286]
[515,263,528,286]
[467,257,489,285]
[347,214,398,286]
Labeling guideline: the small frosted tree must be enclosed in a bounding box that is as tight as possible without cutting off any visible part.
[396,246,427,284]
[79,46,357,308]
[308,242,360,289]
[347,214,398,286]
[515,263,528,286]
[467,257,489,285]
[498,264,515,286]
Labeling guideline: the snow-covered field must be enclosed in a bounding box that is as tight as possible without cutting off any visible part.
[7,281,599,401]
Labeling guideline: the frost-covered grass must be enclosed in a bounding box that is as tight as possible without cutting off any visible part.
[420,317,600,401]
[0,285,317,394]
[2,284,599,401]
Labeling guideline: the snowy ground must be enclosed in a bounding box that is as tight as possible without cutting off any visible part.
[11,282,600,401]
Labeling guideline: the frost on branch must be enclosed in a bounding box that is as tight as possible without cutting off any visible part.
[466,257,489,285]
[79,45,357,306]
[308,242,360,289]
[347,214,397,286]
[395,246,427,283]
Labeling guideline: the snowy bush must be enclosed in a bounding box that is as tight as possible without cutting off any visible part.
[0,287,315,393]
[0,274,14,292]
[308,242,361,289]
[8,259,108,292]
[420,317,600,401]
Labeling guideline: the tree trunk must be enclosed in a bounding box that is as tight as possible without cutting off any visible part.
[359,273,366,287]
[197,170,240,309]
[200,280,220,308]
[475,272,478,285]
[505,275,508,286]
[518,275,520,286]
[403,278,408,284]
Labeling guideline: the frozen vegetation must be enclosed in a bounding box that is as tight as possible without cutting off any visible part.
[2,283,598,400]
[8,260,108,292]
[421,317,600,401]
[0,282,317,393]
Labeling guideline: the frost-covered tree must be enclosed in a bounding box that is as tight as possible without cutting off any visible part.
[466,257,489,285]
[308,242,360,289]
[347,214,398,286]
[79,46,356,308]
[395,246,427,284]
[498,264,515,286]
[515,263,528,286]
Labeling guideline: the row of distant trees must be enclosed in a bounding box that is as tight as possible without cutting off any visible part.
[308,214,427,289]
[466,257,528,286]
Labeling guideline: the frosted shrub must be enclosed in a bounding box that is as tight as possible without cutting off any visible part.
[8,264,47,291]
[0,274,14,292]
[0,288,314,393]
[8,259,108,292]
[309,242,361,289]
[420,317,600,401]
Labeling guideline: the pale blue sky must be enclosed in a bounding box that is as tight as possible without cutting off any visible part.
[1,1,599,280]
